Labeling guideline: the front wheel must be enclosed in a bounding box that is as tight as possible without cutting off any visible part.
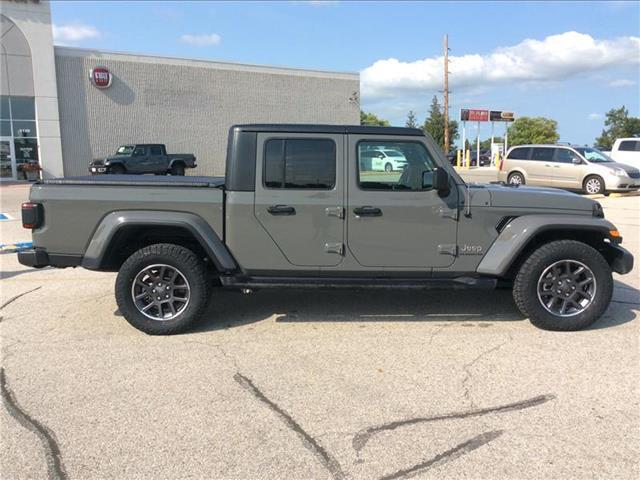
[109,164,125,175]
[513,240,613,331]
[115,244,211,335]
[384,162,393,173]
[583,175,605,195]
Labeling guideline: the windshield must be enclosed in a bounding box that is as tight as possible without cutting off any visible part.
[383,150,406,158]
[116,145,135,155]
[575,147,613,163]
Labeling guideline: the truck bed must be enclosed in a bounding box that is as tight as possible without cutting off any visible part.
[30,175,226,257]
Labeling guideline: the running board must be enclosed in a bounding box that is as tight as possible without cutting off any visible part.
[220,276,497,290]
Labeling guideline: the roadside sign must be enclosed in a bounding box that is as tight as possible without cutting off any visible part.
[489,110,515,122]
[460,109,489,122]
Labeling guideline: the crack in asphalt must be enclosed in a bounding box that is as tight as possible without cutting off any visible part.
[0,286,42,311]
[378,430,504,480]
[461,341,508,408]
[352,394,555,454]
[1,368,68,480]
[233,373,346,480]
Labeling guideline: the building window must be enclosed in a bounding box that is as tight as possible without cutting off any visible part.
[264,138,336,189]
[0,96,38,180]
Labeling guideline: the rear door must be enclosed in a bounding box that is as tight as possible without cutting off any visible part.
[148,145,167,172]
[552,148,583,189]
[254,133,345,267]
[528,147,555,186]
[346,135,458,268]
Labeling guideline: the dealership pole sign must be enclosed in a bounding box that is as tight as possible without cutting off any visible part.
[89,67,112,88]
[459,109,515,168]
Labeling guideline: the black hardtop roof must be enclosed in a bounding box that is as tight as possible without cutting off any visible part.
[231,124,424,136]
[119,143,165,147]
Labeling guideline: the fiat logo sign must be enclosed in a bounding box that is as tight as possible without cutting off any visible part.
[89,67,112,88]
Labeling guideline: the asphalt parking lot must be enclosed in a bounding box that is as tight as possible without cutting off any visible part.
[1,184,639,480]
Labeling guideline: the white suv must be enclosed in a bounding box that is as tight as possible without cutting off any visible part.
[499,145,640,194]
[360,148,408,172]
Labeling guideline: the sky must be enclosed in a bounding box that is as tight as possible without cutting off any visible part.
[50,0,640,146]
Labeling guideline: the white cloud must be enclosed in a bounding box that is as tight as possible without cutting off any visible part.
[179,33,221,47]
[608,79,636,87]
[52,23,100,45]
[588,113,602,120]
[361,31,640,99]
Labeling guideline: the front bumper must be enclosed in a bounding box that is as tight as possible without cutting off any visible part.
[607,244,634,275]
[606,176,640,191]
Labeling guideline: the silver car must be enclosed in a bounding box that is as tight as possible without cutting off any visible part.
[500,145,640,194]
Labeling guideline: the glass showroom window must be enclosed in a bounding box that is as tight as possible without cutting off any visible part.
[0,96,38,180]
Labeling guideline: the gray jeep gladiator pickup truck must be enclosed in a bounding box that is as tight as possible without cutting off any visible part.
[89,144,196,176]
[19,124,633,335]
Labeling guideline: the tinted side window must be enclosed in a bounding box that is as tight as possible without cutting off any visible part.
[264,139,335,190]
[507,147,531,160]
[619,140,639,152]
[554,148,581,164]
[149,146,163,155]
[133,146,146,156]
[531,148,554,161]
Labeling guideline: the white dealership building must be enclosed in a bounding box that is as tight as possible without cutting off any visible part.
[0,0,360,180]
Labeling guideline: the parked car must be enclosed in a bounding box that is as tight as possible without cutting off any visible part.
[447,150,489,167]
[499,144,640,194]
[89,144,196,176]
[602,138,640,169]
[19,124,633,335]
[360,147,407,172]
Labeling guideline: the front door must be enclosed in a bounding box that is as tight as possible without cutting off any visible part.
[254,133,345,267]
[347,136,458,268]
[0,138,16,180]
[552,148,584,189]
[128,146,148,173]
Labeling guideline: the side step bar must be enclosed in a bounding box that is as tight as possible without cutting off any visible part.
[220,276,497,290]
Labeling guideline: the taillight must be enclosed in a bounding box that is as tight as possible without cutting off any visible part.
[22,202,43,229]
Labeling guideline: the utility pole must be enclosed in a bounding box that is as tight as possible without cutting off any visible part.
[443,34,450,154]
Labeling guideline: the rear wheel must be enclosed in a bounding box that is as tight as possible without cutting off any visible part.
[583,175,605,195]
[109,164,125,175]
[170,163,185,176]
[513,240,612,331]
[115,243,211,335]
[507,171,525,185]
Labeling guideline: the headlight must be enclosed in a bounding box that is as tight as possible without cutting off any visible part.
[612,168,628,177]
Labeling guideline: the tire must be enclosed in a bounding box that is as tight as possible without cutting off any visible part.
[583,175,605,195]
[115,243,211,335]
[170,163,185,176]
[507,171,525,185]
[109,164,125,175]
[513,240,613,331]
[384,162,393,173]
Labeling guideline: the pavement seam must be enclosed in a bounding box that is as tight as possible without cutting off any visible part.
[234,373,346,480]
[378,430,504,480]
[0,285,42,311]
[1,368,68,480]
[461,340,509,408]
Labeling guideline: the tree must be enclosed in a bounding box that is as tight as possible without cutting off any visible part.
[507,117,559,146]
[360,110,390,127]
[405,110,418,128]
[595,106,640,149]
[421,96,458,151]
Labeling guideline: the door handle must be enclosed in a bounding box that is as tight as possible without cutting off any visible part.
[267,205,296,216]
[553,165,560,168]
[353,206,382,217]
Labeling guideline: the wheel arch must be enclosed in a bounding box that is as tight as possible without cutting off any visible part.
[477,215,619,278]
[81,210,237,273]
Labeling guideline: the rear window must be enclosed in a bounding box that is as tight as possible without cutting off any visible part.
[619,140,640,152]
[531,148,554,161]
[507,147,531,160]
[264,138,336,189]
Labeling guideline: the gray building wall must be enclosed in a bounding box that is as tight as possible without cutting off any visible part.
[55,47,359,177]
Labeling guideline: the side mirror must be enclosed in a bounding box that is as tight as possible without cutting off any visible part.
[423,168,450,194]
[572,158,582,165]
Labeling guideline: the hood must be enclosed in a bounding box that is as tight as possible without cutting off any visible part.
[479,183,595,212]
[600,161,640,175]
[103,155,130,163]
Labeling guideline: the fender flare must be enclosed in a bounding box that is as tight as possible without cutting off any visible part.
[81,210,237,272]
[476,214,617,276]
[168,158,186,169]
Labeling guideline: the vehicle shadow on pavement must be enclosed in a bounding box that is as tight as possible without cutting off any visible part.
[193,282,638,333]
[193,288,525,333]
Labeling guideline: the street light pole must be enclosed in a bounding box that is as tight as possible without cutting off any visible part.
[443,34,450,154]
